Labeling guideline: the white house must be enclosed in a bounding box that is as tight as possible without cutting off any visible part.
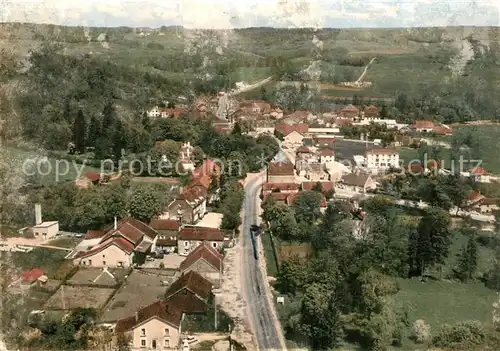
[31,204,59,240]
[318,148,335,165]
[365,148,400,171]
[308,127,340,135]
[147,106,161,118]
[177,227,225,256]
[283,130,305,147]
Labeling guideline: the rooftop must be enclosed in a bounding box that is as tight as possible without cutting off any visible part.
[33,221,59,228]
[165,271,213,302]
[178,226,226,241]
[179,242,223,273]
[115,300,183,333]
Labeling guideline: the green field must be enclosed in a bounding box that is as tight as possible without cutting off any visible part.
[7,248,68,276]
[232,66,271,84]
[261,232,279,277]
[365,52,454,95]
[1,147,100,185]
[396,279,497,330]
[399,124,500,174]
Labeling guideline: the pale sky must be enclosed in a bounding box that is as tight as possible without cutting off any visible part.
[1,0,499,29]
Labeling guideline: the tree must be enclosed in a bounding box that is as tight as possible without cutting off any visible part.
[141,112,151,133]
[116,332,131,351]
[293,191,323,225]
[277,256,311,294]
[101,101,117,134]
[231,122,242,135]
[311,181,323,193]
[267,203,299,241]
[128,185,163,223]
[409,208,452,276]
[111,118,127,161]
[73,109,86,153]
[148,140,180,176]
[297,283,343,350]
[87,115,101,149]
[454,235,478,282]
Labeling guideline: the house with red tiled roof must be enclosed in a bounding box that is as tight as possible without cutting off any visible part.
[262,182,300,196]
[70,217,159,268]
[160,107,187,119]
[164,271,213,313]
[362,105,381,118]
[467,190,485,207]
[314,135,336,147]
[115,300,183,350]
[411,120,435,132]
[267,159,295,184]
[470,167,490,183]
[433,124,453,136]
[179,242,223,287]
[274,123,309,137]
[177,226,227,256]
[165,186,207,225]
[318,148,335,164]
[301,181,335,198]
[22,268,46,285]
[338,104,359,119]
[150,219,180,254]
[465,190,500,214]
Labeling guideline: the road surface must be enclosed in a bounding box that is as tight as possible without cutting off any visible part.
[242,173,286,351]
[355,57,376,83]
[230,76,273,97]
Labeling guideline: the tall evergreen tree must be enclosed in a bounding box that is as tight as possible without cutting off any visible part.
[455,235,478,282]
[72,109,86,153]
[62,97,72,124]
[410,208,452,276]
[87,115,101,147]
[141,112,151,133]
[101,101,116,135]
[111,119,127,160]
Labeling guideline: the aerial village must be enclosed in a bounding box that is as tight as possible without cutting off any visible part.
[1,91,499,351]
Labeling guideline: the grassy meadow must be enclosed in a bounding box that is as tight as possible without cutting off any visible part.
[399,124,500,174]
[0,146,100,185]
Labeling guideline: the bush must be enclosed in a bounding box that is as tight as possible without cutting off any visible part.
[432,320,486,348]
[412,319,431,343]
[485,264,500,291]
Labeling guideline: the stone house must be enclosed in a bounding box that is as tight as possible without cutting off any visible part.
[114,301,182,350]
[267,160,295,184]
[177,227,225,256]
[339,173,377,193]
[179,242,223,287]
[164,271,213,313]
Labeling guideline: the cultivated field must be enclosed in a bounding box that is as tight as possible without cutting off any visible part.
[100,269,174,322]
[44,285,115,310]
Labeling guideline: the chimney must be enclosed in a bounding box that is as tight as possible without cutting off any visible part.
[135,311,138,322]
[35,203,42,225]
[114,217,117,230]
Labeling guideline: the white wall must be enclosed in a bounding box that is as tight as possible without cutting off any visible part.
[366,152,399,169]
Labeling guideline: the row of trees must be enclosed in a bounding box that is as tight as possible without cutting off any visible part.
[262,188,500,350]
[14,177,169,232]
